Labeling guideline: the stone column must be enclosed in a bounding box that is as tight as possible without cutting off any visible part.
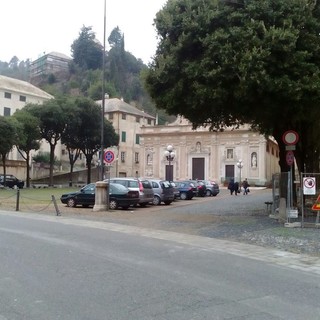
[93,181,108,211]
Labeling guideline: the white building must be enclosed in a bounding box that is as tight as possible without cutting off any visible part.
[140,116,280,186]
[0,75,54,178]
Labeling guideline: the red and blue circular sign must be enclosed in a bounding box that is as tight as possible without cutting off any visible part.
[104,150,115,163]
[286,151,294,166]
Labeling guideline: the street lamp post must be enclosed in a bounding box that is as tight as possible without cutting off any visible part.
[164,145,175,181]
[237,159,243,192]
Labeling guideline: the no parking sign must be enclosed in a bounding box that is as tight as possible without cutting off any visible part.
[104,150,115,164]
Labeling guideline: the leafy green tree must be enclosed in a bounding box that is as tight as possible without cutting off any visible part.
[12,108,41,187]
[71,26,103,70]
[108,26,124,49]
[145,0,320,173]
[0,116,19,184]
[61,97,119,184]
[26,98,70,186]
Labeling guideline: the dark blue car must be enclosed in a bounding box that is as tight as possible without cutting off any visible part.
[60,183,139,209]
[174,181,197,200]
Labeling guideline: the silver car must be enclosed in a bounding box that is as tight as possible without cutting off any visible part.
[199,180,220,196]
[108,177,154,207]
[149,179,175,205]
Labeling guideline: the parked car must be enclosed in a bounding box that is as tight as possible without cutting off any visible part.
[169,181,180,199]
[174,181,198,200]
[190,180,207,197]
[0,174,24,189]
[199,180,220,196]
[60,182,140,209]
[108,177,154,207]
[149,179,175,205]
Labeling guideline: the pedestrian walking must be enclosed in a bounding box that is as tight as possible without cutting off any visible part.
[228,179,235,195]
[242,178,249,195]
[234,181,239,195]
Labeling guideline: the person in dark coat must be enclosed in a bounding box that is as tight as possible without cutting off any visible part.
[228,179,235,195]
[234,181,239,195]
[242,178,249,195]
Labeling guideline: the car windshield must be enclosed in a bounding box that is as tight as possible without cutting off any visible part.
[161,181,172,188]
[141,181,152,188]
[82,184,95,192]
[128,181,139,188]
[110,183,128,193]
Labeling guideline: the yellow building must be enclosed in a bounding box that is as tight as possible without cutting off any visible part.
[96,97,156,178]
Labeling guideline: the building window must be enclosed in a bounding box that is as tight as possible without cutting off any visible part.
[148,119,152,125]
[108,113,113,120]
[122,113,126,120]
[226,149,233,159]
[19,95,26,102]
[135,152,139,163]
[136,116,140,123]
[121,131,126,142]
[121,151,125,162]
[266,143,270,153]
[135,134,140,144]
[4,92,11,99]
[4,107,11,116]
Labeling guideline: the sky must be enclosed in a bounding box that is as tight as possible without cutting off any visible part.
[0,0,167,64]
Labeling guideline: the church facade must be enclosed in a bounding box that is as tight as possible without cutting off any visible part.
[139,117,280,186]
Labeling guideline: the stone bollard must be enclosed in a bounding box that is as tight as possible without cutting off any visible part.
[278,197,287,223]
[93,181,108,212]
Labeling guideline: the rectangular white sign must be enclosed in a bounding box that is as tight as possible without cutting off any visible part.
[303,177,316,195]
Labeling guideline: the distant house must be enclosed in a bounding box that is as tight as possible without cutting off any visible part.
[29,51,72,80]
[0,75,53,117]
[95,97,156,178]
[0,75,54,178]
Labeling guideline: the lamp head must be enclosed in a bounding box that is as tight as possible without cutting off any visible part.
[166,145,173,152]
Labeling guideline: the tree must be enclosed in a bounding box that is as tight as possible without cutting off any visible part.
[71,26,103,70]
[0,116,19,185]
[108,26,124,49]
[62,97,119,184]
[26,98,70,186]
[145,0,320,173]
[12,107,41,188]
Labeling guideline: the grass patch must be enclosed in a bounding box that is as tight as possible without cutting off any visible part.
[0,187,78,206]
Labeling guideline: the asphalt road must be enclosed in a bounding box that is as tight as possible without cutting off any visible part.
[0,210,319,320]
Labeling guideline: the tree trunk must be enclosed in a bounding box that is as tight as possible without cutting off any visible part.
[49,144,56,186]
[86,154,93,184]
[26,151,31,188]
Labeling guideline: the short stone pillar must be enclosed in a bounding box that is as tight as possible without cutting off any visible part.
[278,197,287,223]
[93,181,108,212]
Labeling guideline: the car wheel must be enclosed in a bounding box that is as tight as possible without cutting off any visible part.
[206,189,212,197]
[180,192,187,200]
[67,198,76,207]
[152,196,161,206]
[164,201,172,205]
[109,200,118,210]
